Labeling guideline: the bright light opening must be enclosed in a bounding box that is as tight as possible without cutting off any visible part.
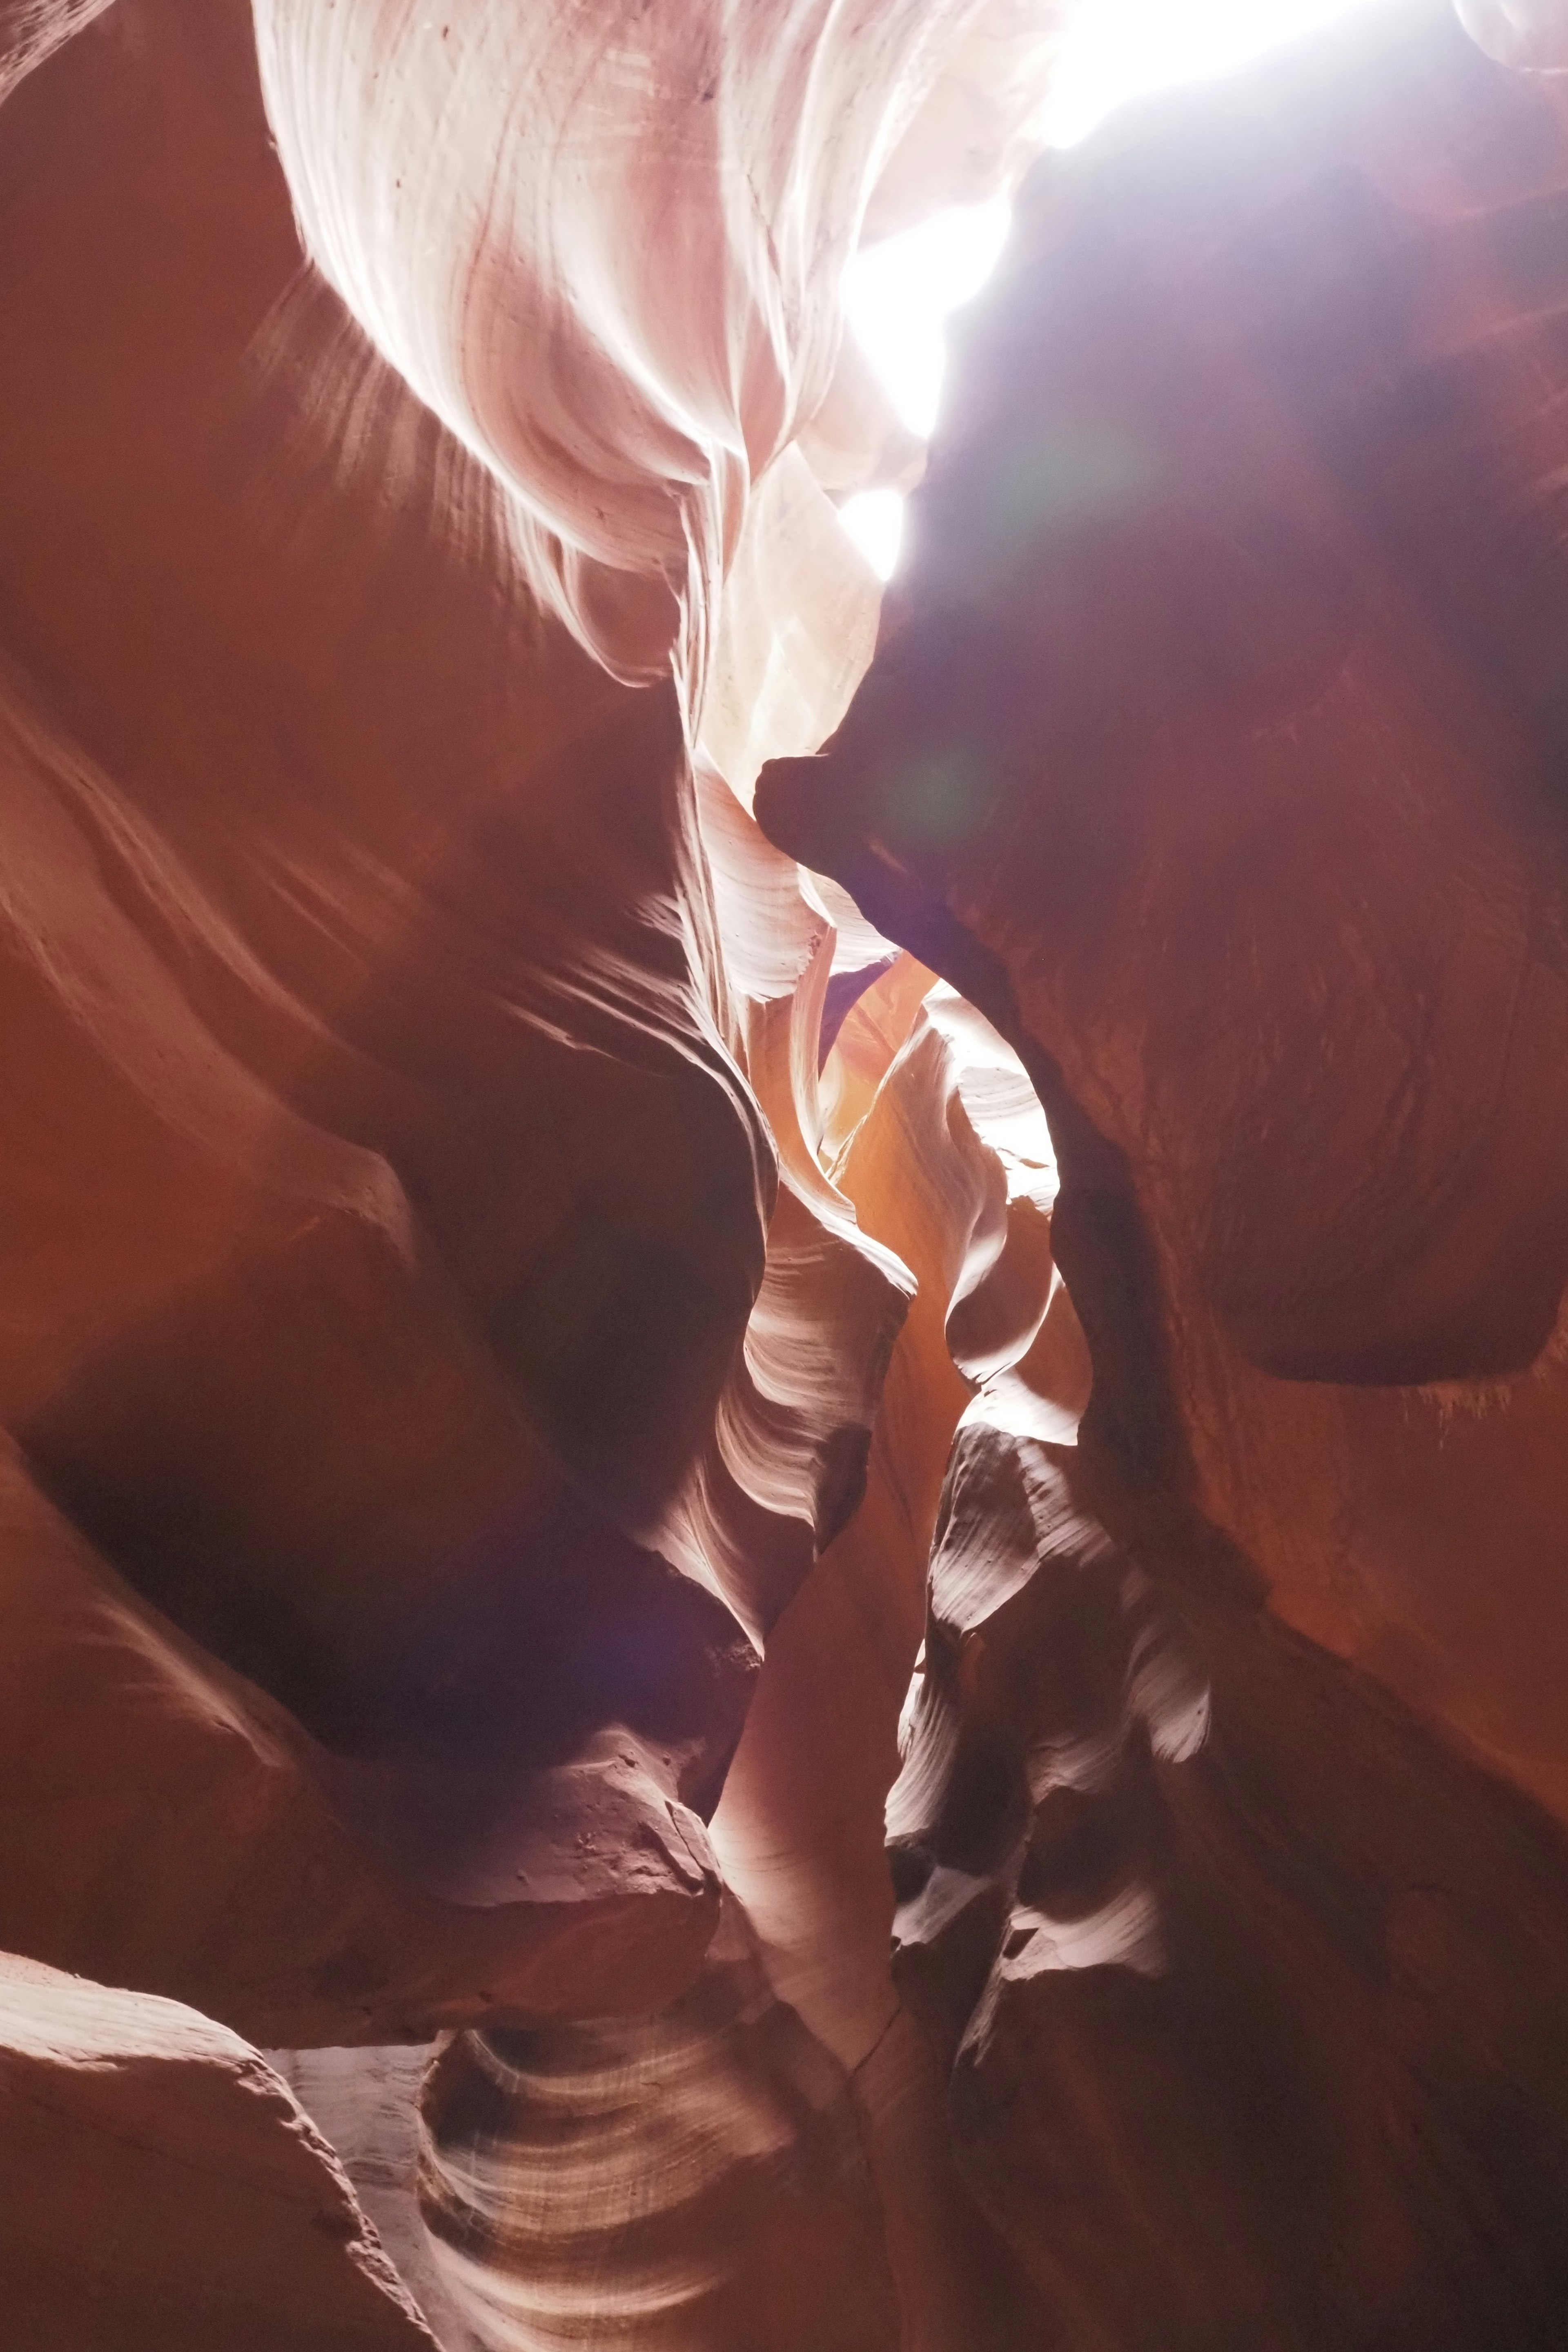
[838,197,1010,580]
[843,198,1015,443]
[837,485,906,581]
[835,0,1381,581]
[1046,0,1383,149]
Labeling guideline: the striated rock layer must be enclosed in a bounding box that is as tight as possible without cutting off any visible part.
[0,0,1063,2336]
[419,1903,902,2352]
[0,0,1002,2043]
[7,0,1568,2344]
[761,0,1568,1830]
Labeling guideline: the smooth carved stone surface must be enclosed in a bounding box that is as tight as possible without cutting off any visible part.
[747,5,1568,2340]
[710,889,1088,2349]
[889,1429,1568,2349]
[270,2045,489,2352]
[0,0,763,2041]
[0,0,1078,2335]
[0,1954,439,2349]
[757,0,1568,1831]
[0,1434,725,2047]
[249,0,1060,692]
[11,0,1568,2345]
[0,0,963,2045]
[418,1902,903,2352]
[762,0,1568,1388]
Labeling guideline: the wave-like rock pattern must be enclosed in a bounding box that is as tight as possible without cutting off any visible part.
[416,792,1092,2348]
[10,0,1568,2343]
[252,0,1060,699]
[418,1903,902,2352]
[0,0,1002,2052]
[755,0,1568,2339]
[890,1426,1568,2348]
[0,0,1074,2333]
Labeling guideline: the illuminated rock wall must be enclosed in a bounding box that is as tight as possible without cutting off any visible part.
[4,0,1568,2345]
[760,2,1568,2340]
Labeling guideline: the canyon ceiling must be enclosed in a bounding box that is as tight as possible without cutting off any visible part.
[4,0,1568,2345]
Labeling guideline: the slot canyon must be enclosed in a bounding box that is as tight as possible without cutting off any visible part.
[6,0,1568,2342]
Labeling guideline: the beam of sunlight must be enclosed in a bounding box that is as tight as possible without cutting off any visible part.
[835,0,1382,581]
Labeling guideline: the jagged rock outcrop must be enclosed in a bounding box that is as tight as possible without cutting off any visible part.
[889,1428,1568,2347]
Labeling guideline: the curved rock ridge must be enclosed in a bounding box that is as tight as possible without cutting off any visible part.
[269,2043,502,2352]
[0,0,1027,2054]
[0,1953,440,2348]
[717,925,1093,2075]
[654,768,919,1642]
[889,1426,1568,2349]
[0,11,1078,2338]
[251,0,1065,703]
[11,0,1568,2343]
[749,1,1568,2339]
[888,1428,1209,2019]
[712,938,1093,2348]
[0,1432,728,2047]
[417,1900,902,2352]
[0,0,114,97]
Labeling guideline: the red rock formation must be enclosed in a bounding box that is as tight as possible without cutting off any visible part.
[419,1901,903,2352]
[0,0,923,2042]
[0,0,1063,2336]
[8,0,1568,2342]
[0,1954,438,2348]
[888,1428,1568,2347]
[270,2044,499,2352]
[757,0,1568,2337]
[0,1433,726,2045]
[762,0,1568,1827]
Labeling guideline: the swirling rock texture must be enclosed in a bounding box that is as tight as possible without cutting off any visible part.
[7,0,1568,2345]
[416,1900,902,2351]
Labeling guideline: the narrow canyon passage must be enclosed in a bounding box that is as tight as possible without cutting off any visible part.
[3,1,1568,2348]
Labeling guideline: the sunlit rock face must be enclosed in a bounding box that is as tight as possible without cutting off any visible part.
[0,0,976,2041]
[758,0,1568,2337]
[7,0,1568,2345]
[761,0,1568,1824]
[0,0,1069,2339]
